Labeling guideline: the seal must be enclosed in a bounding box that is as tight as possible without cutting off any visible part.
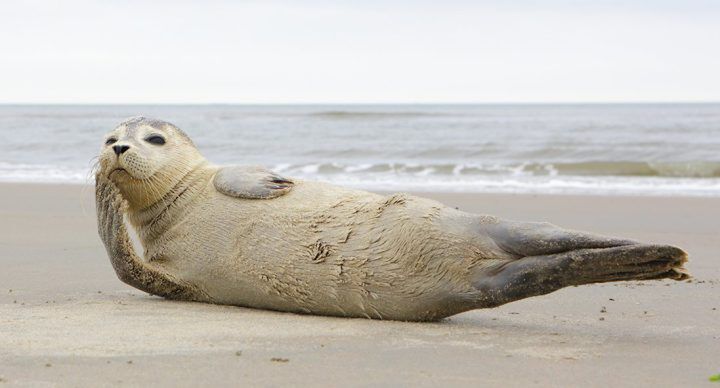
[95,117,689,321]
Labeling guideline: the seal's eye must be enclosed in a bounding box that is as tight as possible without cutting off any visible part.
[145,135,166,145]
[105,137,117,145]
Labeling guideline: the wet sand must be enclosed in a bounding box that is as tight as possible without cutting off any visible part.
[0,183,718,387]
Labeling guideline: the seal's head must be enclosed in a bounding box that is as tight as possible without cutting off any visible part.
[97,116,205,209]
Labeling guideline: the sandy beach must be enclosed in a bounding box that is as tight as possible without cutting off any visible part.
[0,182,718,387]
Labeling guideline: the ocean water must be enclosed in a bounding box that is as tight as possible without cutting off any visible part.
[0,104,719,196]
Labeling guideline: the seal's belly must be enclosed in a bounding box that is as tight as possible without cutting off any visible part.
[156,182,494,320]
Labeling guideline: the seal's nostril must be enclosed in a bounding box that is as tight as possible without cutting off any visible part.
[113,145,130,155]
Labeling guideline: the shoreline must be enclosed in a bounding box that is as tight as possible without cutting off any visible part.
[1,179,720,198]
[0,183,718,386]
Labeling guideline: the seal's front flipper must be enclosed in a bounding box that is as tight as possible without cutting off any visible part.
[95,175,205,300]
[214,166,294,200]
[473,243,689,308]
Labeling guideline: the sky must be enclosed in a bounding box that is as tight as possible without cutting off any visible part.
[1,0,719,104]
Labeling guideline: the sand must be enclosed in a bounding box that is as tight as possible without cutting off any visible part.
[0,183,718,387]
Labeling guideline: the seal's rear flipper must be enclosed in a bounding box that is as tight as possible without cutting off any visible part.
[472,244,689,308]
[484,219,639,257]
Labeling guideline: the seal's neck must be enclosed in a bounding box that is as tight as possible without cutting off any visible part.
[125,163,214,244]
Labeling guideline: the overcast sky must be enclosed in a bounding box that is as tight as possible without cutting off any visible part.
[1,0,719,104]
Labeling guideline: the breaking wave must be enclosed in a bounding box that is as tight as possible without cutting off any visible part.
[4,161,717,197]
[270,161,720,179]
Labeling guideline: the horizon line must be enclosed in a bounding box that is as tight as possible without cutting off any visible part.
[0,100,719,106]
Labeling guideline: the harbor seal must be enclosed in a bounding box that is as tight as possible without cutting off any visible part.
[95,117,689,321]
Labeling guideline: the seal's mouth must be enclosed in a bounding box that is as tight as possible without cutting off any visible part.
[108,167,128,178]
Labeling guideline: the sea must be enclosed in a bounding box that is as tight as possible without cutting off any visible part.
[1,103,719,196]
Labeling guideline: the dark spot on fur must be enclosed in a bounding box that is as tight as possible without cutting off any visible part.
[309,240,332,263]
[383,194,408,207]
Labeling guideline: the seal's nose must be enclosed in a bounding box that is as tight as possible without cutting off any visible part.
[113,145,130,155]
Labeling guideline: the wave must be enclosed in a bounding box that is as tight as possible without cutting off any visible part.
[270,161,720,178]
[1,161,719,196]
[551,161,720,178]
[0,162,91,183]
